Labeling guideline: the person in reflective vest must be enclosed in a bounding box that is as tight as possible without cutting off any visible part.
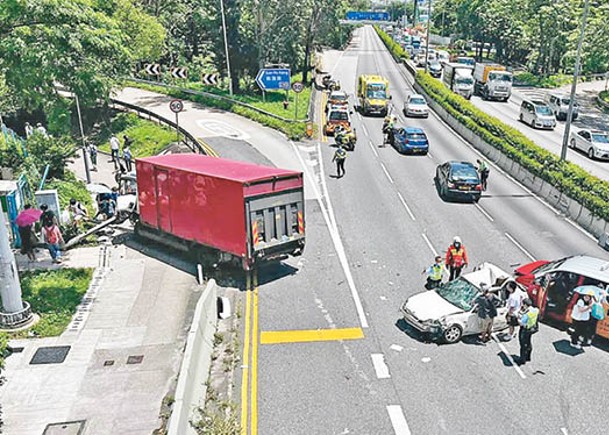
[423,255,445,289]
[517,298,539,365]
[332,144,347,178]
[445,236,468,281]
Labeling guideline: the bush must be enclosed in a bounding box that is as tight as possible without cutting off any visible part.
[415,70,609,221]
[374,25,409,62]
[600,90,609,105]
[513,72,572,88]
[46,171,93,214]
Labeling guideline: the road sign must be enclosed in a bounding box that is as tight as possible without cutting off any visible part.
[169,99,184,113]
[345,11,390,21]
[291,81,304,93]
[202,73,219,86]
[171,67,188,79]
[255,68,291,91]
[145,64,161,75]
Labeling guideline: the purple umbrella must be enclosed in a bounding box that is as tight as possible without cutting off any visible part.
[15,208,43,227]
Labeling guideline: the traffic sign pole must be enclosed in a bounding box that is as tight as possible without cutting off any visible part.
[295,92,298,121]
[175,112,180,143]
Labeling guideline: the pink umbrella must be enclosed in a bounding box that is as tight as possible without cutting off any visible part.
[15,208,43,227]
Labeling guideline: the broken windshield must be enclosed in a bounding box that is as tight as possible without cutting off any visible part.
[435,278,480,311]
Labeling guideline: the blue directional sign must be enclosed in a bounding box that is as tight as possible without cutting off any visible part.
[345,11,390,21]
[256,68,291,91]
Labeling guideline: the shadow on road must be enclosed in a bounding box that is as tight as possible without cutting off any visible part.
[552,339,585,357]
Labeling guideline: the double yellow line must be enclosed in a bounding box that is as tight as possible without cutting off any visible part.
[240,271,259,435]
[321,92,328,143]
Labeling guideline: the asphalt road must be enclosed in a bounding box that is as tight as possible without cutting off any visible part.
[250,26,609,435]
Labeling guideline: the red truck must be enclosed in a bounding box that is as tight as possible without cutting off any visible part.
[134,154,305,270]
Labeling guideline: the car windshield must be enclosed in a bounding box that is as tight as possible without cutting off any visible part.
[450,164,478,181]
[367,84,387,99]
[592,133,609,143]
[458,58,475,66]
[456,77,474,86]
[435,278,480,311]
[410,97,426,105]
[489,72,512,82]
[535,105,552,115]
[561,99,572,106]
[407,133,426,140]
[329,111,349,121]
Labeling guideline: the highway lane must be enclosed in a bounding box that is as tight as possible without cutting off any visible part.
[316,25,609,434]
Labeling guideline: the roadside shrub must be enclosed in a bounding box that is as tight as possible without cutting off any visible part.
[415,71,609,221]
[374,25,409,62]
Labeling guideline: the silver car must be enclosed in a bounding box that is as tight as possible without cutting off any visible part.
[569,129,609,160]
[403,94,429,118]
[519,99,556,130]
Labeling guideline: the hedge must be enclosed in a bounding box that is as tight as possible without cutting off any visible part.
[415,71,609,221]
[373,25,410,62]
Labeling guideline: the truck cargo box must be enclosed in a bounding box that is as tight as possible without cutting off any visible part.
[135,154,305,268]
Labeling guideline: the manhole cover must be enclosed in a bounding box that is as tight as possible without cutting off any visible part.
[30,346,71,365]
[127,355,144,364]
[43,420,85,434]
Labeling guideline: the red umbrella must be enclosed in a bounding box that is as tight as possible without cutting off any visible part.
[15,208,43,227]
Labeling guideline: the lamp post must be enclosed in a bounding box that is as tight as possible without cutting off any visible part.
[424,0,432,74]
[560,0,590,161]
[220,0,233,95]
[75,94,91,184]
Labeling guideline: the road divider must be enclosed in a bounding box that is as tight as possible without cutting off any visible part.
[260,328,365,344]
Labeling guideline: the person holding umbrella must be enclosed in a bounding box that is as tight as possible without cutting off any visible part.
[16,204,42,262]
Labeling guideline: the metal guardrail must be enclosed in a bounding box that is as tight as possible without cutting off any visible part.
[130,78,310,123]
[108,98,207,155]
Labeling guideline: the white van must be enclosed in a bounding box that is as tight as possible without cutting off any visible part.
[544,92,579,121]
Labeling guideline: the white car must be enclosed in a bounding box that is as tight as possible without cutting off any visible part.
[519,99,556,130]
[569,129,609,160]
[403,94,429,118]
[400,263,514,343]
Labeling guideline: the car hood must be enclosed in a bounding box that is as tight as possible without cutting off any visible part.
[514,260,548,277]
[404,290,463,321]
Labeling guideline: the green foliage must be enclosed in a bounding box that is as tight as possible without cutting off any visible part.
[513,72,573,88]
[374,25,410,62]
[193,401,240,435]
[416,70,609,220]
[600,90,609,104]
[24,134,77,180]
[46,171,93,214]
[12,268,93,338]
[47,99,73,137]
[0,331,8,368]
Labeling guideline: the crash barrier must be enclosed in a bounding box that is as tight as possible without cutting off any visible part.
[108,99,208,155]
[167,279,218,435]
[412,80,609,242]
[130,78,311,123]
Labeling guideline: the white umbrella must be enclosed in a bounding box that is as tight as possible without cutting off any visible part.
[86,183,112,195]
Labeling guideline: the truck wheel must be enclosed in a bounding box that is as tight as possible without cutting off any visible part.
[443,325,463,343]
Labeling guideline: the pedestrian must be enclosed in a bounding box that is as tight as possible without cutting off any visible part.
[570,292,593,349]
[445,236,468,281]
[35,122,48,137]
[39,204,57,228]
[474,284,499,343]
[122,145,132,172]
[517,298,539,365]
[422,255,445,290]
[89,143,98,171]
[68,198,89,228]
[123,134,133,148]
[476,159,490,191]
[42,222,64,264]
[110,134,120,168]
[332,144,347,178]
[504,281,525,341]
[24,122,34,138]
[17,205,37,262]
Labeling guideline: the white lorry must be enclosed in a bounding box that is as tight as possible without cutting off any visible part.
[442,63,474,99]
[473,63,513,101]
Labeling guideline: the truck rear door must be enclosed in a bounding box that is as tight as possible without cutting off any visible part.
[246,190,304,257]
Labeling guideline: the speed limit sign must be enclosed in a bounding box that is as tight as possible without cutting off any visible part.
[291,81,304,93]
[169,99,184,113]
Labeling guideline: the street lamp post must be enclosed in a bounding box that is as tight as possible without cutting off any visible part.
[220,0,234,96]
[424,0,432,74]
[561,0,590,161]
[75,94,92,184]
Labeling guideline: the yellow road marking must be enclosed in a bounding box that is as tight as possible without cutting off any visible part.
[198,138,219,157]
[240,273,252,435]
[260,327,365,345]
[250,273,259,435]
[321,92,328,143]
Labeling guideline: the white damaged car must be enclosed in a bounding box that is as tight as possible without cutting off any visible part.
[400,263,516,343]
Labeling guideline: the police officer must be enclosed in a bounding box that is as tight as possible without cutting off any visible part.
[517,298,539,365]
[422,255,445,289]
[332,144,347,178]
[445,236,468,281]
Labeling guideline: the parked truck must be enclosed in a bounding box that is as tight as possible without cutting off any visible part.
[133,154,305,270]
[357,75,390,116]
[473,63,513,101]
[442,63,474,99]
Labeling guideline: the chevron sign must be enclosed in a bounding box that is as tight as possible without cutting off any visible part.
[145,64,161,75]
[171,67,188,79]
[202,73,219,86]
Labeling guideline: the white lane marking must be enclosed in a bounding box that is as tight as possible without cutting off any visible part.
[474,202,495,222]
[371,354,391,379]
[491,333,526,380]
[397,192,416,221]
[357,113,362,121]
[421,233,438,256]
[291,140,369,328]
[390,344,403,352]
[369,140,379,157]
[505,232,536,262]
[386,405,412,435]
[317,142,338,232]
[380,163,394,184]
[426,152,433,160]
[560,428,568,435]
[362,124,369,136]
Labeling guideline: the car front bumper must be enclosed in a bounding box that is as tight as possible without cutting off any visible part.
[445,187,481,201]
[402,307,443,339]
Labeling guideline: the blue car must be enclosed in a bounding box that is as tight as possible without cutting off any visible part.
[391,127,429,154]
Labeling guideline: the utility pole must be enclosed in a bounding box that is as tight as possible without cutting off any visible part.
[0,206,24,314]
[424,0,432,73]
[561,0,590,161]
[412,0,418,27]
[75,94,92,184]
[220,0,234,96]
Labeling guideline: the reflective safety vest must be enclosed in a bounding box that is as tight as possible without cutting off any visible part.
[524,307,539,329]
[428,264,443,281]
[446,245,467,267]
[335,148,347,160]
